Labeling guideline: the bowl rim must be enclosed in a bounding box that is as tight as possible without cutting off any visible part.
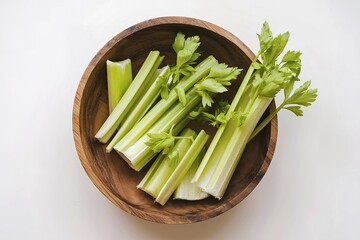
[72,16,278,224]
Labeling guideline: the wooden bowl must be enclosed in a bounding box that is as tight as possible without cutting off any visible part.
[72,16,277,224]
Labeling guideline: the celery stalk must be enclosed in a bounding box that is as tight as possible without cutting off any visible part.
[192,62,255,183]
[196,97,271,199]
[101,55,163,143]
[95,51,163,143]
[117,116,190,171]
[174,148,209,201]
[156,130,209,205]
[192,67,272,199]
[137,154,166,194]
[114,56,217,150]
[115,90,201,171]
[106,59,132,113]
[106,66,170,152]
[138,128,197,198]
[193,22,317,200]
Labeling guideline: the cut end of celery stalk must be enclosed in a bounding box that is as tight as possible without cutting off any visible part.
[155,130,209,205]
[173,148,209,201]
[116,146,155,172]
[106,59,132,113]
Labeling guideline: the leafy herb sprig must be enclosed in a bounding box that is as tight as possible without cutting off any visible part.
[145,125,194,154]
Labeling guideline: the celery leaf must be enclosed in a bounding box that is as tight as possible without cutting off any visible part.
[195,78,228,93]
[172,32,185,54]
[262,32,289,67]
[174,86,187,106]
[197,91,214,108]
[156,67,171,100]
[282,80,318,115]
[284,106,303,116]
[145,125,194,155]
[281,50,302,63]
[257,21,273,53]
[172,33,201,83]
[190,100,233,127]
[195,64,241,107]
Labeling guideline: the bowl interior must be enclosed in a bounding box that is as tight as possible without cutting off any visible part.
[74,18,276,224]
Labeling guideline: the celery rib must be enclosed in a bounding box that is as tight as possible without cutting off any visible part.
[95,51,163,143]
[192,62,256,183]
[199,98,271,199]
[174,148,209,201]
[106,59,132,113]
[106,66,170,152]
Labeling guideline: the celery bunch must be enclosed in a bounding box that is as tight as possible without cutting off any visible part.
[94,32,240,204]
[192,22,318,199]
[94,23,317,205]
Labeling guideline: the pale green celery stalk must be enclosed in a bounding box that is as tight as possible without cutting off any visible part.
[229,57,258,113]
[122,66,162,125]
[191,59,261,191]
[129,56,164,111]
[95,51,162,143]
[192,59,257,183]
[193,22,317,199]
[191,116,238,186]
[106,66,170,152]
[106,59,132,113]
[196,97,272,199]
[101,55,163,143]
[156,130,209,205]
[115,91,201,171]
[137,154,166,193]
[127,116,190,171]
[137,128,196,198]
[114,56,217,151]
[174,148,209,201]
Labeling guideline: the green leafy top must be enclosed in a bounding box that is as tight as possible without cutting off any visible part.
[245,24,305,102]
[171,32,201,84]
[243,21,318,140]
[145,125,194,154]
[282,80,318,116]
[190,100,233,127]
[194,64,241,107]
[171,33,241,107]
[155,66,172,100]
[257,21,273,54]
[257,21,289,67]
[253,26,316,117]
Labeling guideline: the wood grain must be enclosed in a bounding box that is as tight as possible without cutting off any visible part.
[72,16,278,224]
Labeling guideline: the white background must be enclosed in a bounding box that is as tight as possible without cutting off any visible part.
[1,0,359,239]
